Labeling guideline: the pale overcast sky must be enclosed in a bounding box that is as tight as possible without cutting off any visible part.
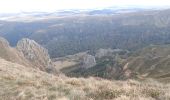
[0,0,170,13]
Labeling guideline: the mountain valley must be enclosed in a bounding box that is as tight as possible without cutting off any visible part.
[1,7,170,100]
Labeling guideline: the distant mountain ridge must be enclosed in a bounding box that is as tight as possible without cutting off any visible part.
[0,7,158,21]
[1,8,170,58]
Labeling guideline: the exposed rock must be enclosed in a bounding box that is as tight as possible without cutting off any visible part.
[95,48,114,58]
[0,37,32,67]
[82,54,96,69]
[17,38,56,74]
[95,48,128,58]
[0,37,10,47]
[0,37,57,74]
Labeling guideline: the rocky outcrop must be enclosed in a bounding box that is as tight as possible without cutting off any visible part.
[95,48,129,58]
[0,37,32,67]
[95,48,114,58]
[82,54,96,69]
[0,37,10,47]
[17,38,56,74]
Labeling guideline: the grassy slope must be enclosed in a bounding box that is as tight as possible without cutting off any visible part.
[125,45,170,81]
[0,58,170,100]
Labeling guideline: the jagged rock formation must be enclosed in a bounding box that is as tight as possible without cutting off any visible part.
[17,38,56,73]
[0,37,31,67]
[0,37,10,47]
[0,37,56,74]
[82,54,96,69]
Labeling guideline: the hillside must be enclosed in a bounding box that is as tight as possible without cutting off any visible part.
[60,49,128,80]
[1,36,165,82]
[1,8,170,100]
[0,57,170,100]
[59,45,170,82]
[123,45,170,82]
[1,9,170,57]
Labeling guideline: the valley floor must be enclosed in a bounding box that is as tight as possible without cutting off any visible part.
[0,58,170,100]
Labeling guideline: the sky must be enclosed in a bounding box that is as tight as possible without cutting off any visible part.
[0,0,170,13]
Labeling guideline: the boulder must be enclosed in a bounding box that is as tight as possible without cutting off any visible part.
[82,54,96,69]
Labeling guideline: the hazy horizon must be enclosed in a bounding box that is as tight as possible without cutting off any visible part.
[0,0,170,14]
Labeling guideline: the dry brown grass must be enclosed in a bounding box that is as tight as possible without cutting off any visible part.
[54,60,77,70]
[0,58,170,100]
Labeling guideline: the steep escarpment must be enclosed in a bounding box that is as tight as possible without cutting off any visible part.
[82,54,96,69]
[0,37,57,74]
[0,37,31,67]
[17,38,57,73]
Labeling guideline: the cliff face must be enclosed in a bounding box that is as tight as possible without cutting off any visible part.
[16,38,57,73]
[0,37,10,47]
[0,37,31,67]
[0,37,56,74]
[82,54,96,69]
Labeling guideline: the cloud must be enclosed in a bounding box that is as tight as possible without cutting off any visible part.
[0,0,170,13]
